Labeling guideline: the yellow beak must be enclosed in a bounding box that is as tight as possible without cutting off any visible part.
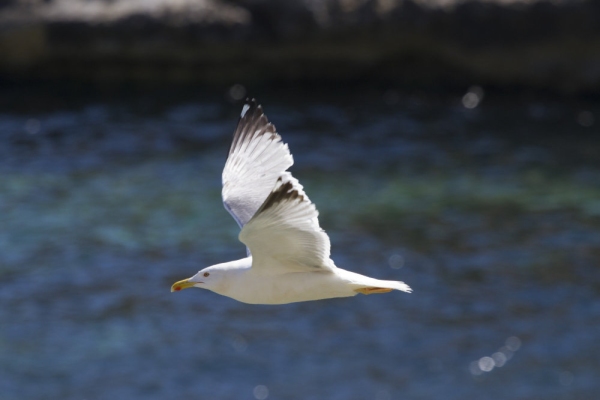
[171,278,196,292]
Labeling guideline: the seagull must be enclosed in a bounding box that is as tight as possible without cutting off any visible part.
[171,99,411,304]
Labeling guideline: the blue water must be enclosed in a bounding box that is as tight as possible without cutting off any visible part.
[1,87,599,399]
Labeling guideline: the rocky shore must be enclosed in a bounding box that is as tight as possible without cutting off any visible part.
[2,0,600,92]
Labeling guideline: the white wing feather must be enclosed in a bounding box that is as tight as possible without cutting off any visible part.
[222,99,293,229]
[239,176,335,273]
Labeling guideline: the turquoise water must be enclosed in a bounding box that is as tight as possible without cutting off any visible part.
[1,87,599,399]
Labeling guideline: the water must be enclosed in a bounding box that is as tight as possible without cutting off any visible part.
[1,86,599,399]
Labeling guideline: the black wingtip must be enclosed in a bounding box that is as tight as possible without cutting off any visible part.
[240,98,262,119]
[229,98,278,155]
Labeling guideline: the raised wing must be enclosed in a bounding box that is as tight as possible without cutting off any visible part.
[222,99,293,229]
[239,176,335,272]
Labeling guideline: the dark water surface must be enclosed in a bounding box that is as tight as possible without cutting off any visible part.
[1,86,599,399]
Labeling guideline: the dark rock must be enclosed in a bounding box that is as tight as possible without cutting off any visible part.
[1,0,600,92]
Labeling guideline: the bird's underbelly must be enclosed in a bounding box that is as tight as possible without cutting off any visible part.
[221,272,356,305]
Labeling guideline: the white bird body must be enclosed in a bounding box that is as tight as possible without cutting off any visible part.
[188,256,410,305]
[171,99,411,304]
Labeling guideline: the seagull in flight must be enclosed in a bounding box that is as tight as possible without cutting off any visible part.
[171,99,411,304]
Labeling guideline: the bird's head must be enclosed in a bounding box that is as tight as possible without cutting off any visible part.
[171,267,222,292]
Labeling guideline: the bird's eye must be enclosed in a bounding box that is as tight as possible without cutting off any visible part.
[203,272,210,277]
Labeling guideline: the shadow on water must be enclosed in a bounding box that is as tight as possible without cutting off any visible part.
[1,83,599,399]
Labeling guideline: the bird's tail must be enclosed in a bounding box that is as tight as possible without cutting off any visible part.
[338,269,412,295]
[383,280,412,293]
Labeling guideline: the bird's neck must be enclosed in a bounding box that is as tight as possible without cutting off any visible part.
[210,257,253,293]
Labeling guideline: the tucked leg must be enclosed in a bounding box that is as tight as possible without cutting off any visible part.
[355,287,393,295]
